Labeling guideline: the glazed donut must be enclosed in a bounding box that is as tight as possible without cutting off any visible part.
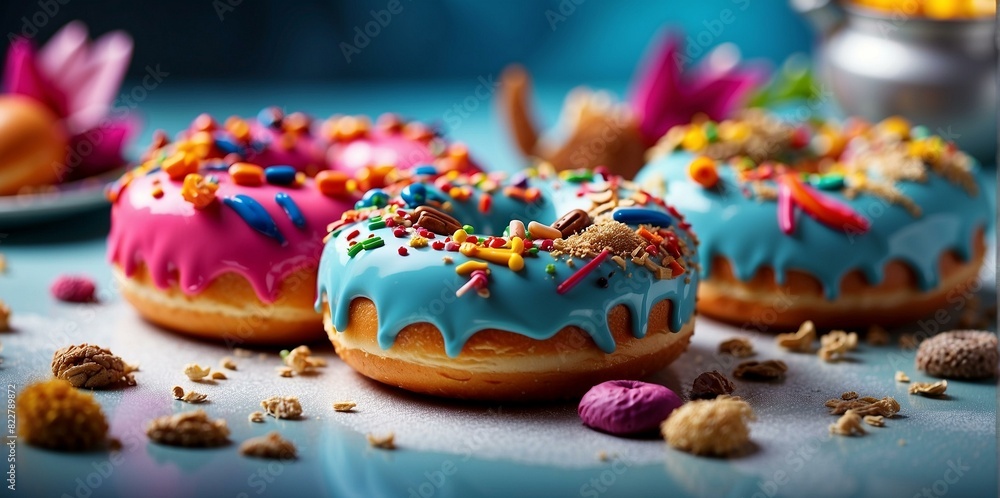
[635,110,988,329]
[0,95,67,196]
[317,166,699,400]
[108,110,476,344]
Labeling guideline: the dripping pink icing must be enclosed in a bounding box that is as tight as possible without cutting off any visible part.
[108,169,355,303]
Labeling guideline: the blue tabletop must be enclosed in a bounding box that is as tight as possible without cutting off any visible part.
[0,83,996,498]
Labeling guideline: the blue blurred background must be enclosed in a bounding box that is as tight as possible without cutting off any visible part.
[0,0,818,173]
[1,0,814,83]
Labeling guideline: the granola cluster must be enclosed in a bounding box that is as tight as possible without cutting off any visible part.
[146,410,230,447]
[51,344,136,388]
[661,396,755,457]
[240,432,297,460]
[17,379,109,450]
[261,396,303,419]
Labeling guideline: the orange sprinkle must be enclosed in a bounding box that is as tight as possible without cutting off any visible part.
[229,162,264,187]
[667,260,686,277]
[317,170,351,198]
[688,156,719,188]
[225,117,251,142]
[162,152,199,181]
[637,227,663,245]
[449,186,471,202]
[181,173,219,209]
[151,186,164,198]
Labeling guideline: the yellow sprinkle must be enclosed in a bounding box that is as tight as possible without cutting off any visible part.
[452,229,468,244]
[455,261,489,275]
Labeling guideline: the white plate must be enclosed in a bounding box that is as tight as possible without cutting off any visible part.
[0,166,125,228]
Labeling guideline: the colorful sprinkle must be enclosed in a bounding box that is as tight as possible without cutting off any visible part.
[545,264,556,275]
[778,174,870,234]
[688,156,719,188]
[557,249,610,295]
[462,225,474,234]
[456,270,489,297]
[223,194,285,244]
[316,170,352,198]
[347,242,365,258]
[397,247,409,256]
[229,163,265,187]
[271,192,306,228]
[401,184,428,207]
[456,261,489,275]
[50,275,97,303]
[478,194,492,214]
[361,237,385,250]
[264,166,297,186]
[611,208,673,228]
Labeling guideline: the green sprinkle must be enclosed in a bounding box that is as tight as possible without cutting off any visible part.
[279,349,290,359]
[362,237,385,249]
[347,243,365,258]
[704,122,719,143]
[330,229,342,238]
[811,174,845,191]
[369,215,383,222]
[528,247,539,256]
[368,220,387,230]
[565,171,594,183]
[463,225,474,234]
[545,264,556,275]
[503,227,510,237]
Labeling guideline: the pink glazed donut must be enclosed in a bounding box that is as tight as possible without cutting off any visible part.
[107,110,477,345]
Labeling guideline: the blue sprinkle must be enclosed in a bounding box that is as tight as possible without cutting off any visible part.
[265,165,297,186]
[275,192,306,229]
[400,183,428,207]
[612,208,673,227]
[213,132,243,155]
[257,107,282,128]
[357,188,389,209]
[146,166,162,175]
[413,164,437,176]
[223,195,285,244]
[204,163,229,172]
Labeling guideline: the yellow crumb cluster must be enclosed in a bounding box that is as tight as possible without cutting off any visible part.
[17,379,108,451]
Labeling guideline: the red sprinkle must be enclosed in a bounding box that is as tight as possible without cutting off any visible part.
[346,229,360,241]
[432,241,446,250]
[398,247,409,256]
[489,237,506,248]
[478,194,492,214]
[539,239,554,251]
[50,275,97,303]
[385,218,397,227]
[444,242,460,252]
[466,236,478,244]
[393,227,407,238]
[645,244,659,256]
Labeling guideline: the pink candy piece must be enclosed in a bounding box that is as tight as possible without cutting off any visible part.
[50,275,97,303]
[578,380,683,436]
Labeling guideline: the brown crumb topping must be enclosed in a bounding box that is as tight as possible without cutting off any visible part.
[776,321,816,353]
[146,410,230,447]
[261,396,303,419]
[661,395,755,457]
[825,395,900,417]
[733,360,787,380]
[895,371,910,383]
[829,410,865,436]
[220,357,237,370]
[908,380,948,397]
[17,379,109,451]
[210,371,227,380]
[863,415,885,427]
[172,386,207,404]
[333,401,357,412]
[367,432,396,450]
[719,337,755,358]
[553,220,645,260]
[52,344,136,388]
[282,345,326,375]
[240,432,297,460]
[690,371,735,400]
[183,363,212,381]
[249,411,265,423]
[819,330,858,362]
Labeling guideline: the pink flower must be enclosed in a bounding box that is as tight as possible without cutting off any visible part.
[3,22,136,180]
[630,34,765,146]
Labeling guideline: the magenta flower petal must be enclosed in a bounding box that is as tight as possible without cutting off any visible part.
[3,38,67,115]
[630,33,765,145]
[64,118,138,180]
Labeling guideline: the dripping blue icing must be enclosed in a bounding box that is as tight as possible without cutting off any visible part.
[635,151,988,300]
[316,176,699,358]
[222,194,286,245]
[274,192,306,228]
